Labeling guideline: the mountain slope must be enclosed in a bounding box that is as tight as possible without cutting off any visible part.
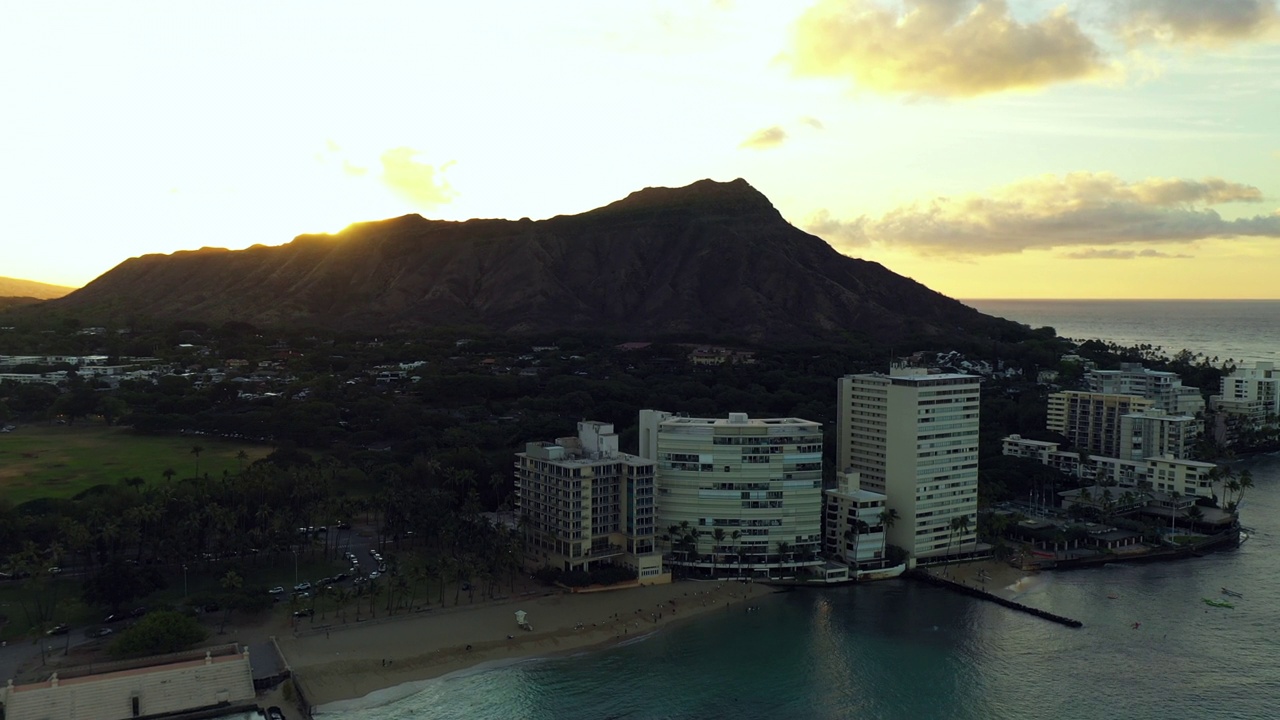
[31,179,1018,343]
[0,276,76,300]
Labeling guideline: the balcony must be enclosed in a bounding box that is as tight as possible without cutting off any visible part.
[585,544,625,559]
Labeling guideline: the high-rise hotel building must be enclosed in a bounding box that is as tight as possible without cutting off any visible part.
[514,421,664,581]
[638,410,824,575]
[836,367,980,559]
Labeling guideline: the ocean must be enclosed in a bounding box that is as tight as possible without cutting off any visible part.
[318,301,1280,719]
[964,299,1280,366]
[322,454,1280,720]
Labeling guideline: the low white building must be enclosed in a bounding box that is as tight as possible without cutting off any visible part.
[2,645,255,720]
[823,471,888,569]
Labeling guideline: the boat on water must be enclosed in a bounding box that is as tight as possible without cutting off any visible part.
[1203,598,1234,609]
[1221,587,1244,598]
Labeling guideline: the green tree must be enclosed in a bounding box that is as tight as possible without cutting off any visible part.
[878,508,899,568]
[190,445,204,477]
[110,611,207,657]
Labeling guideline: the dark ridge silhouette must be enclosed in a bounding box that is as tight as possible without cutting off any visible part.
[26,179,1021,343]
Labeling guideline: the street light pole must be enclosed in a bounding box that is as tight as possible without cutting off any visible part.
[293,550,298,588]
[182,564,188,600]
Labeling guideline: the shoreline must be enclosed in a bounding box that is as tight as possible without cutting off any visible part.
[281,579,776,712]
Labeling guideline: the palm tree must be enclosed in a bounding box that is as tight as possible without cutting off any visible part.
[730,530,742,577]
[878,508,899,568]
[957,514,973,557]
[219,569,242,633]
[775,540,792,574]
[711,528,727,577]
[1185,504,1204,530]
[1238,469,1254,506]
[236,450,248,473]
[1224,479,1242,512]
[190,446,204,477]
[1169,490,1182,537]
[162,467,175,483]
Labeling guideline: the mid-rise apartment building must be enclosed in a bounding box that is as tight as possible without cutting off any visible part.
[1086,362,1205,416]
[1118,410,1199,461]
[823,471,888,569]
[638,410,824,575]
[836,367,980,559]
[515,421,664,580]
[1213,361,1279,423]
[1047,391,1154,457]
[1001,435,1215,499]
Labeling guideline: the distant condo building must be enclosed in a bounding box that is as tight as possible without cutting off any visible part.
[823,471,888,569]
[836,366,980,560]
[1086,363,1205,416]
[514,421,665,581]
[638,410,824,576]
[1002,434,1215,499]
[1211,362,1279,444]
[1118,409,1199,461]
[1047,391,1154,457]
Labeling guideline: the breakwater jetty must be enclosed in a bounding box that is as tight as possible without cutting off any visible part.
[905,570,1083,628]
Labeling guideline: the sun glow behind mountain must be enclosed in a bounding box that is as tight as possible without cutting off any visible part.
[2,1,1277,298]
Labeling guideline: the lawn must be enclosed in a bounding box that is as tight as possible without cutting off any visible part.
[0,424,273,504]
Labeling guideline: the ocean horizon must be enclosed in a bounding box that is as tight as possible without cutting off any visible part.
[964,299,1280,366]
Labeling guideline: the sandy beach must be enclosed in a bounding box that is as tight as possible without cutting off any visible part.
[278,579,776,711]
[930,560,1038,601]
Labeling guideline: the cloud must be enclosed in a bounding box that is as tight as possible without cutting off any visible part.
[800,116,825,130]
[739,125,788,150]
[1115,0,1280,47]
[806,172,1280,256]
[1062,248,1194,259]
[379,147,453,207]
[787,0,1109,98]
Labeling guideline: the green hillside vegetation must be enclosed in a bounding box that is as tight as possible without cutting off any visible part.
[0,425,271,505]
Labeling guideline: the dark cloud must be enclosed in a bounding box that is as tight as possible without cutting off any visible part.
[1062,248,1195,259]
[1116,0,1279,46]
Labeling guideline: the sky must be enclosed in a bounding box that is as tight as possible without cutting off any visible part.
[2,0,1278,298]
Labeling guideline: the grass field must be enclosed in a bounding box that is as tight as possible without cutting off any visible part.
[0,424,273,504]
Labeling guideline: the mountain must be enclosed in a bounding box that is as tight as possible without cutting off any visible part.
[0,276,76,300]
[26,179,1021,343]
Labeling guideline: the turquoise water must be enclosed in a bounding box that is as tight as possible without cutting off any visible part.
[320,453,1280,720]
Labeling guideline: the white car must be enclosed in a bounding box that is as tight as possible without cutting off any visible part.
[269,586,285,595]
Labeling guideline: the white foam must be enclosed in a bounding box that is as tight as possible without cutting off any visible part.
[311,655,546,715]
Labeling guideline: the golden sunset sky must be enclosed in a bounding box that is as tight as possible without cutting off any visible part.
[3,0,1278,298]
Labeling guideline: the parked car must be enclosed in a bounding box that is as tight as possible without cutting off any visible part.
[332,572,349,583]
[293,581,312,592]
[103,613,124,624]
[48,566,62,575]
[90,627,113,638]
[369,571,380,580]
[46,624,69,636]
[292,608,314,618]
[269,586,285,595]
[129,607,148,618]
[267,706,286,720]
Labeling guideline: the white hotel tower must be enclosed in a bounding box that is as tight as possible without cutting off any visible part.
[638,410,825,576]
[837,366,980,560]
